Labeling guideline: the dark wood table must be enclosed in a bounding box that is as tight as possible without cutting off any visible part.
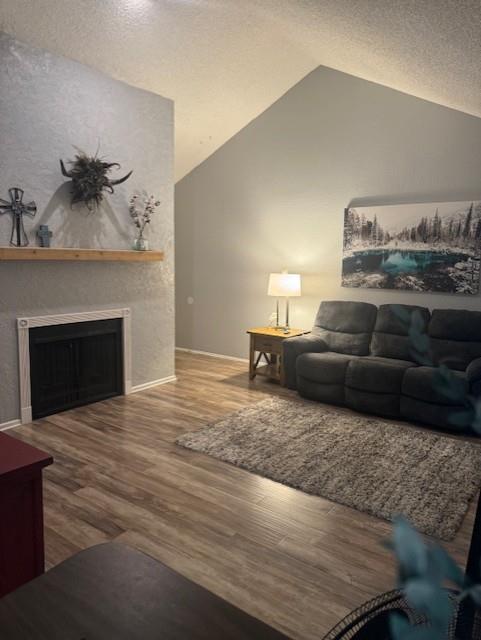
[0,542,291,639]
[0,432,53,597]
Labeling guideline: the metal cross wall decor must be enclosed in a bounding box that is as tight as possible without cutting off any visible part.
[0,187,37,247]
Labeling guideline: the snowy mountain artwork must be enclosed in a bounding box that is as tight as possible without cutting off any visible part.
[342,201,481,294]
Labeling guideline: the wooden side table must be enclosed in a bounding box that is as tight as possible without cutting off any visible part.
[247,327,308,386]
[0,432,53,598]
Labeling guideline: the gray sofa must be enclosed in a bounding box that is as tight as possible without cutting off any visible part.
[283,300,481,431]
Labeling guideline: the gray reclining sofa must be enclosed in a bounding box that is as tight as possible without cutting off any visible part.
[283,300,481,431]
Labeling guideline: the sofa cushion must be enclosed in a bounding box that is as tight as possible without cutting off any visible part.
[430,309,481,341]
[296,352,354,385]
[346,356,416,394]
[345,388,401,418]
[297,377,345,405]
[400,396,467,431]
[429,309,481,371]
[282,334,327,390]
[312,301,377,356]
[402,366,468,405]
[370,304,430,361]
[467,357,481,384]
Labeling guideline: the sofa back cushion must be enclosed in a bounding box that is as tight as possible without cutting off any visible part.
[313,301,377,356]
[370,304,430,361]
[429,309,481,371]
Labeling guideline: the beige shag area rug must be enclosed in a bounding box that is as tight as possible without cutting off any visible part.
[176,397,481,541]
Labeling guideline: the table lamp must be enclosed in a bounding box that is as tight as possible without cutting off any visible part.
[267,271,301,333]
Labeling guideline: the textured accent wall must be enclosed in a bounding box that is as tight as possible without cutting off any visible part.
[175,66,481,359]
[0,32,174,424]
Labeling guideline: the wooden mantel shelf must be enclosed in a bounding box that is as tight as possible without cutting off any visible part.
[0,247,164,262]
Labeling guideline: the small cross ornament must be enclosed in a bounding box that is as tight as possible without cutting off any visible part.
[37,224,53,247]
[0,187,37,247]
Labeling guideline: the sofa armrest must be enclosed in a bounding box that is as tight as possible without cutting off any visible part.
[283,334,327,390]
[467,358,481,392]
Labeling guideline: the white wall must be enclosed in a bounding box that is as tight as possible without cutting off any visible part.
[0,33,175,423]
[175,66,481,359]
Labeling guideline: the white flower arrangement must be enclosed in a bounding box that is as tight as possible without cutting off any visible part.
[129,194,161,235]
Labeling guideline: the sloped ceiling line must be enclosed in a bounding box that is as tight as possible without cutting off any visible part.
[1,0,480,181]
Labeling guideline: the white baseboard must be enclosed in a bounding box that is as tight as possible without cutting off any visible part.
[176,347,248,363]
[130,375,177,394]
[0,418,22,432]
[1,376,177,428]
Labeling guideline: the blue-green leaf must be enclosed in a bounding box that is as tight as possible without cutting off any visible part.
[408,330,431,353]
[411,310,426,333]
[390,612,445,640]
[405,578,453,628]
[390,612,412,640]
[392,305,411,325]
[393,516,428,577]
[428,545,465,587]
[409,347,433,366]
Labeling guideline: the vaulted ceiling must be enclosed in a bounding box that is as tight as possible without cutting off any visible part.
[1,0,480,180]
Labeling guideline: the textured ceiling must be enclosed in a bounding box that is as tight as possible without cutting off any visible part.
[1,0,480,180]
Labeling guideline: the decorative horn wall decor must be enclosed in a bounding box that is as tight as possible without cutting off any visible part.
[60,150,132,211]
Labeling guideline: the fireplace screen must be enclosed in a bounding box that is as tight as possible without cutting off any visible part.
[29,319,123,419]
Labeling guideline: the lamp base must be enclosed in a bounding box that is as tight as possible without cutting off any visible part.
[272,325,291,334]
[272,298,292,334]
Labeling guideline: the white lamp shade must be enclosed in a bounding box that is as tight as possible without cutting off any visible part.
[267,273,301,297]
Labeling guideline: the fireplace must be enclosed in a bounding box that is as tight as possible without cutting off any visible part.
[17,309,132,423]
[29,319,123,419]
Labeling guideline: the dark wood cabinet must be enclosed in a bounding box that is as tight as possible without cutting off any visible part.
[0,432,53,598]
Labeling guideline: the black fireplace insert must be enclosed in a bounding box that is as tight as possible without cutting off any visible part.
[29,319,123,419]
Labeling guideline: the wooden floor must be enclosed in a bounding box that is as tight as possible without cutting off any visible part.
[11,351,476,640]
